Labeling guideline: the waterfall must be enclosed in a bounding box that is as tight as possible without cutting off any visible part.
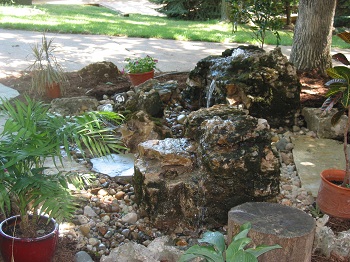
[206,79,216,108]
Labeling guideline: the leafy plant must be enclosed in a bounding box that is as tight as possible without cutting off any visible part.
[321,31,350,187]
[149,0,221,20]
[229,0,284,48]
[0,96,126,237]
[28,33,68,95]
[179,222,281,262]
[123,55,158,74]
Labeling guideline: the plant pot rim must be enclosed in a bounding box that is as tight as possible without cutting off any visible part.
[127,70,155,76]
[320,169,350,191]
[0,215,59,242]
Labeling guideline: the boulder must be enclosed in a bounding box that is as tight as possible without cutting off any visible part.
[182,45,301,127]
[49,96,99,116]
[134,105,280,229]
[302,107,347,139]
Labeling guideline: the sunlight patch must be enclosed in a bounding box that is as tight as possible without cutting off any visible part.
[0,6,45,16]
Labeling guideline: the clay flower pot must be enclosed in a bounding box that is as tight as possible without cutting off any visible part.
[46,82,61,99]
[0,215,59,262]
[316,169,350,219]
[127,70,154,86]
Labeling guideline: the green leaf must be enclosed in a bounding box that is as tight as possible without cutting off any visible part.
[228,250,257,262]
[226,237,252,258]
[179,245,224,262]
[199,231,226,253]
[246,244,282,257]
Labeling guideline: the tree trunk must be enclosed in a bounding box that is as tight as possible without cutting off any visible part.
[289,0,336,74]
[285,1,291,26]
[228,202,316,262]
[221,0,231,21]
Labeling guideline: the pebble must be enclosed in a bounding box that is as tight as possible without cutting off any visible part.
[121,212,138,224]
[84,206,98,217]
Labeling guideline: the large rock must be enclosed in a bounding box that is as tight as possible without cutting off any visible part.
[134,105,280,229]
[182,45,301,127]
[118,110,171,153]
[100,236,182,262]
[49,96,99,116]
[302,107,347,139]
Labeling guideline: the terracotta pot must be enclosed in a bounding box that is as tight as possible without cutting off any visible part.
[127,70,154,86]
[46,82,61,99]
[316,169,350,219]
[0,215,59,262]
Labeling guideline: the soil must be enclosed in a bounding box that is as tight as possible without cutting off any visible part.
[0,69,348,262]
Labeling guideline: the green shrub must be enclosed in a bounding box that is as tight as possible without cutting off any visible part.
[150,0,221,20]
[229,0,284,48]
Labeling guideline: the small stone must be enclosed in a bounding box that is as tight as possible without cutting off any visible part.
[176,239,188,246]
[177,114,186,124]
[98,243,107,251]
[79,225,91,237]
[88,237,99,246]
[115,191,126,200]
[84,206,97,217]
[98,189,108,196]
[121,228,130,237]
[75,251,94,262]
[121,212,138,224]
[104,230,114,238]
[101,215,111,223]
[98,227,108,236]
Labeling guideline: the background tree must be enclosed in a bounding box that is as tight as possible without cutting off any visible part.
[289,0,336,74]
[230,0,284,48]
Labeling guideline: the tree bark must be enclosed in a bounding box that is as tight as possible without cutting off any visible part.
[221,0,231,21]
[289,0,336,74]
[227,202,316,262]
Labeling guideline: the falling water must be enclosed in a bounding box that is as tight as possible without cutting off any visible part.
[206,79,216,108]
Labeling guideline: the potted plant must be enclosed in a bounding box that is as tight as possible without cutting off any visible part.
[316,31,350,219]
[123,55,158,86]
[28,33,68,99]
[0,96,126,261]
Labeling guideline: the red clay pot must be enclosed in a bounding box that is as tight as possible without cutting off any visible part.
[0,215,59,262]
[316,169,350,219]
[46,82,61,99]
[127,70,154,86]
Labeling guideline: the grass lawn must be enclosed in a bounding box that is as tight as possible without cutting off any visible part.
[0,4,349,49]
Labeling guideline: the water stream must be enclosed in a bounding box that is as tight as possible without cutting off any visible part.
[206,79,216,108]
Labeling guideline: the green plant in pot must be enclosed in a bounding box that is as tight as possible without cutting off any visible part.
[28,33,68,99]
[0,96,126,262]
[316,31,350,219]
[123,55,158,86]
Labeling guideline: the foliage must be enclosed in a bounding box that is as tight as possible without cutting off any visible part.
[123,55,158,74]
[28,33,68,95]
[229,0,284,48]
[150,0,221,20]
[336,0,350,17]
[179,222,281,262]
[0,96,126,237]
[321,32,350,186]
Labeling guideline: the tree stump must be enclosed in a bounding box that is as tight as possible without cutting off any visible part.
[227,202,315,262]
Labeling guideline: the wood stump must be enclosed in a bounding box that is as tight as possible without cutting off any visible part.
[228,202,315,262]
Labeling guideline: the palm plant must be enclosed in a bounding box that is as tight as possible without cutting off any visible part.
[0,96,126,237]
[28,33,68,96]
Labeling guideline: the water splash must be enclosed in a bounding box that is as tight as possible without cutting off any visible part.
[206,79,216,108]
